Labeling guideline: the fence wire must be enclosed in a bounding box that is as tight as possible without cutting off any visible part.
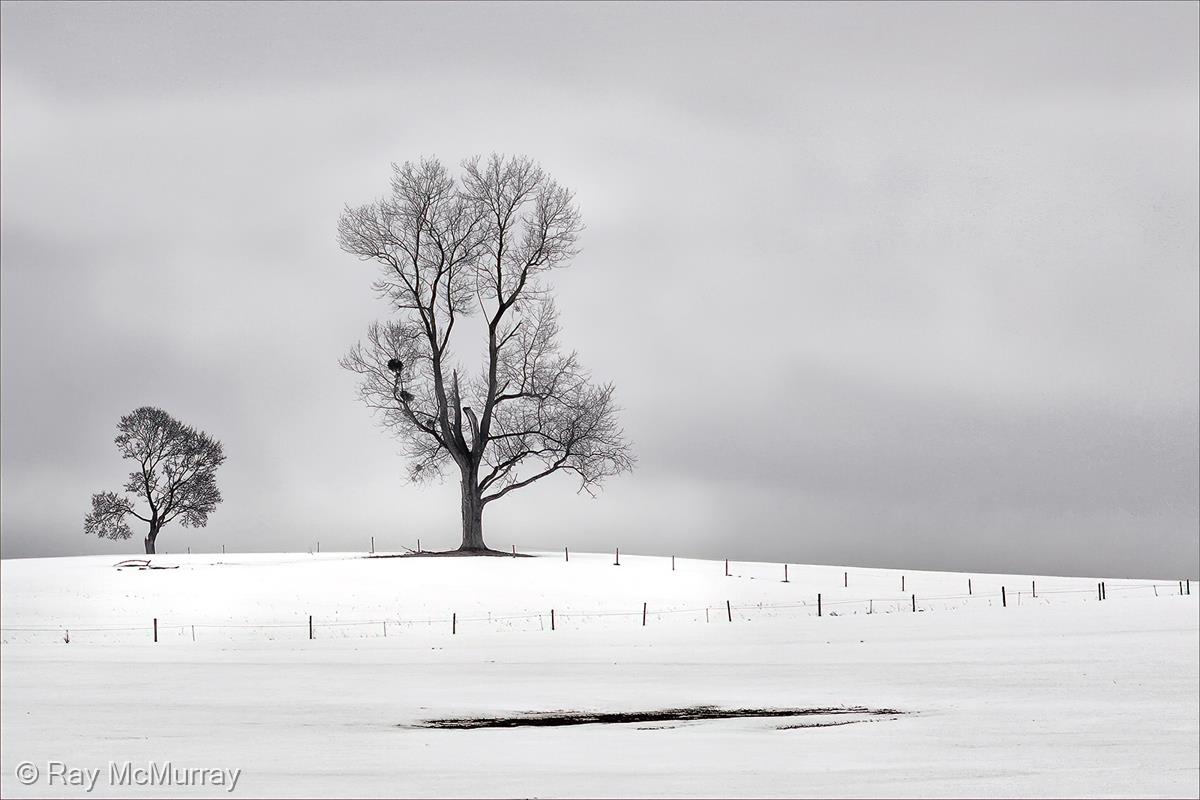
[1,580,1191,645]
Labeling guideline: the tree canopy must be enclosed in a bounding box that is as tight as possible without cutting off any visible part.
[85,406,225,554]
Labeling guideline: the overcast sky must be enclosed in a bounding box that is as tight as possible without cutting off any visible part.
[2,1,1196,578]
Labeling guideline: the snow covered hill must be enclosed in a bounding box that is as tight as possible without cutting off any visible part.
[1,550,1189,642]
[2,552,1197,797]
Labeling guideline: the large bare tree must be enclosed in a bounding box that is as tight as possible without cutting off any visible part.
[339,155,634,553]
[85,407,226,555]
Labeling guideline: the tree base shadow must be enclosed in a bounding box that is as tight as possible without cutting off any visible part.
[367,548,535,559]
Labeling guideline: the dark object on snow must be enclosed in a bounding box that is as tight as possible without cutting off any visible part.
[408,705,906,729]
[114,559,179,570]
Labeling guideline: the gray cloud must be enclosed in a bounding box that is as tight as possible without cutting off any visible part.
[2,1,1196,578]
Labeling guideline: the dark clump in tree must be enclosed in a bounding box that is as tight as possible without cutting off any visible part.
[85,407,226,555]
[339,154,634,553]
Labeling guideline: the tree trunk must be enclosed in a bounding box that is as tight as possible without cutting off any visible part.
[144,524,159,555]
[458,468,486,551]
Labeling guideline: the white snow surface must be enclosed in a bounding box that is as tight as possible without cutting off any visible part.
[1,551,1197,798]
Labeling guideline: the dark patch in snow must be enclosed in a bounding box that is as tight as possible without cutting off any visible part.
[776,716,900,730]
[407,705,907,729]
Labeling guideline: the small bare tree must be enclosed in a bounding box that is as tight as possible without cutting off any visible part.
[339,155,634,553]
[85,407,225,555]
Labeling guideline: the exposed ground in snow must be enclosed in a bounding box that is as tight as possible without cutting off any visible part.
[1,551,1197,797]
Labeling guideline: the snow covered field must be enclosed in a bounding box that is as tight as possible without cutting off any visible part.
[2,551,1197,797]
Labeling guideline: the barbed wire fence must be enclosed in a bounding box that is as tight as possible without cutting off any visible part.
[0,576,1191,646]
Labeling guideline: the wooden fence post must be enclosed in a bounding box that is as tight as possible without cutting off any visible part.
[383,621,387,637]
[844,571,848,588]
[551,609,556,631]
[725,559,729,577]
[911,594,916,612]
[1001,587,1006,608]
[614,548,620,566]
[417,538,421,553]
[371,536,375,554]
[1098,582,1102,601]
[901,575,905,592]
[191,625,195,642]
[153,618,158,643]
[1032,580,1036,598]
[452,613,456,635]
[642,603,647,626]
[1101,581,1106,600]
[308,615,313,640]
[672,555,675,571]
[726,600,732,622]
[512,544,516,557]
[968,578,972,595]
[868,599,873,614]
[222,544,225,554]
[783,564,789,583]
[317,541,320,553]
[817,593,822,617]
[1179,581,1183,595]
[565,547,569,561]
